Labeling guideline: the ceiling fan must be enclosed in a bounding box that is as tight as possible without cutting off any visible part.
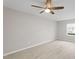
[31,0,64,14]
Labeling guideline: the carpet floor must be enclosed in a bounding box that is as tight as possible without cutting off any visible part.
[4,41,75,59]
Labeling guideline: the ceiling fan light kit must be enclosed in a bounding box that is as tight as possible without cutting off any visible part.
[31,0,64,14]
[45,9,51,13]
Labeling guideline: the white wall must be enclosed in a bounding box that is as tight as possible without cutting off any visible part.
[3,7,56,55]
[56,19,75,42]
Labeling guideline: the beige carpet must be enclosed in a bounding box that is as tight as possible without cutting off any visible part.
[4,41,75,59]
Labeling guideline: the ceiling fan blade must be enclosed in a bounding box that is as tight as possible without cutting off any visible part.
[40,10,45,14]
[52,6,64,10]
[50,11,55,14]
[31,5,43,8]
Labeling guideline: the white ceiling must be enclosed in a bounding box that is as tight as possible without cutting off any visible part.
[3,0,75,21]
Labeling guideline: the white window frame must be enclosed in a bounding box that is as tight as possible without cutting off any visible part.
[66,23,75,36]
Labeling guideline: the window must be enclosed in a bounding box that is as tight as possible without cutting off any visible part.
[66,23,75,36]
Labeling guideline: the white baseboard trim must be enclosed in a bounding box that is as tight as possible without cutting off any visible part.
[4,40,53,56]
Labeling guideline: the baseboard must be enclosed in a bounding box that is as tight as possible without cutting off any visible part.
[4,40,53,56]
